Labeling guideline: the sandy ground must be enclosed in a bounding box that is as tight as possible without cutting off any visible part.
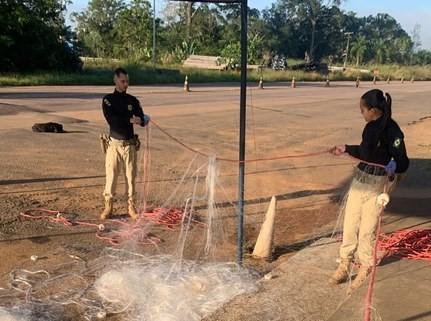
[0,81,430,320]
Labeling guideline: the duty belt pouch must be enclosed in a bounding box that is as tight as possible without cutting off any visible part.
[134,134,141,151]
[99,134,110,154]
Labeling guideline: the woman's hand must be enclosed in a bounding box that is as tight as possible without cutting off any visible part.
[330,145,346,156]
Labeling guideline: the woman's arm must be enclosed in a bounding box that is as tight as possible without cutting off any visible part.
[345,123,379,160]
[389,136,409,173]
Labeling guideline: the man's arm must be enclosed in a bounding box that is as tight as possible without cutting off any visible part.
[132,97,149,127]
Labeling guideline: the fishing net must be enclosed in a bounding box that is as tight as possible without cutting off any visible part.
[0,131,258,321]
[2,86,429,321]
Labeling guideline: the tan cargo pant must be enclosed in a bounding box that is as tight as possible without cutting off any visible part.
[339,172,387,266]
[103,137,137,201]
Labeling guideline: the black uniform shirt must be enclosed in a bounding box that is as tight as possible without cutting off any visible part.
[102,89,147,140]
[345,117,409,175]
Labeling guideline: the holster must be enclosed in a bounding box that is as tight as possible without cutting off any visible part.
[134,134,141,151]
[100,134,110,154]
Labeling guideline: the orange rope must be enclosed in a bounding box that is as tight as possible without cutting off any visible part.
[149,120,386,168]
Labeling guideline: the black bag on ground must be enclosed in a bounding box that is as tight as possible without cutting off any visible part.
[32,122,65,133]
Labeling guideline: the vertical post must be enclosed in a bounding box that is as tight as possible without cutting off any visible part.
[152,0,156,65]
[237,0,248,265]
[344,32,353,69]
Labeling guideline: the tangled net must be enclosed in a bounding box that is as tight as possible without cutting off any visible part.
[20,207,204,246]
[0,249,257,321]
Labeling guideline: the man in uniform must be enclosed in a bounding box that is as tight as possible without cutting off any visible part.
[100,68,150,220]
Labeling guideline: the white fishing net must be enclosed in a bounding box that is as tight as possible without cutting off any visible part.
[0,151,258,321]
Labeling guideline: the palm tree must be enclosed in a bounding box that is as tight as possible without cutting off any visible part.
[374,39,387,64]
[350,35,368,66]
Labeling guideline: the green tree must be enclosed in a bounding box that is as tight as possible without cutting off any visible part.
[113,0,155,61]
[413,49,431,65]
[73,0,125,57]
[393,36,413,64]
[0,0,80,71]
[220,42,240,69]
[262,0,343,61]
[281,0,341,60]
[373,39,387,64]
[350,35,367,66]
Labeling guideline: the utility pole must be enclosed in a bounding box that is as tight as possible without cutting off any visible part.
[344,32,353,69]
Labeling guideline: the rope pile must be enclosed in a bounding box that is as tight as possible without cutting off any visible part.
[141,207,204,230]
[19,208,202,246]
[378,229,431,262]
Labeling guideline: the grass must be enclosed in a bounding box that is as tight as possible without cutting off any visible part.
[1,59,430,86]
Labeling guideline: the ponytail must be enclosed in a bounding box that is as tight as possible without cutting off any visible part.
[384,92,392,119]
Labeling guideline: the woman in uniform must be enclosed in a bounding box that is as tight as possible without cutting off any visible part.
[329,89,409,293]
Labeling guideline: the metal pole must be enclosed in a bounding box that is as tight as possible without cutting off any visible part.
[152,0,156,65]
[237,0,248,265]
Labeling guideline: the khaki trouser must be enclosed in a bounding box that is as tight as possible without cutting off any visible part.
[103,137,137,201]
[339,171,387,266]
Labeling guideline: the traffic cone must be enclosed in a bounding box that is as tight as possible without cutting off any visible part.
[355,76,360,88]
[258,76,264,89]
[373,76,377,85]
[386,76,391,84]
[291,77,296,88]
[252,196,277,259]
[184,75,190,92]
[325,76,330,87]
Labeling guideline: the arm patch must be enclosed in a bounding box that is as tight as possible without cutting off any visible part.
[393,138,402,148]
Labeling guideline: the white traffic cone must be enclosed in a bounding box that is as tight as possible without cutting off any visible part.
[252,196,277,259]
[184,75,190,92]
[258,76,264,89]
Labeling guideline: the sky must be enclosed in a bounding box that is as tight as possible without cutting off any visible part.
[67,0,431,49]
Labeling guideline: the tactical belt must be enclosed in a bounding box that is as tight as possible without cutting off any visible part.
[100,134,140,153]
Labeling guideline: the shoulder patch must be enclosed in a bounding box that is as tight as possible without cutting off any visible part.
[128,104,133,111]
[393,138,402,148]
[103,98,111,107]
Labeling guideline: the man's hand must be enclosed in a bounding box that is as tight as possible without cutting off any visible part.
[130,116,141,125]
[330,145,346,156]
